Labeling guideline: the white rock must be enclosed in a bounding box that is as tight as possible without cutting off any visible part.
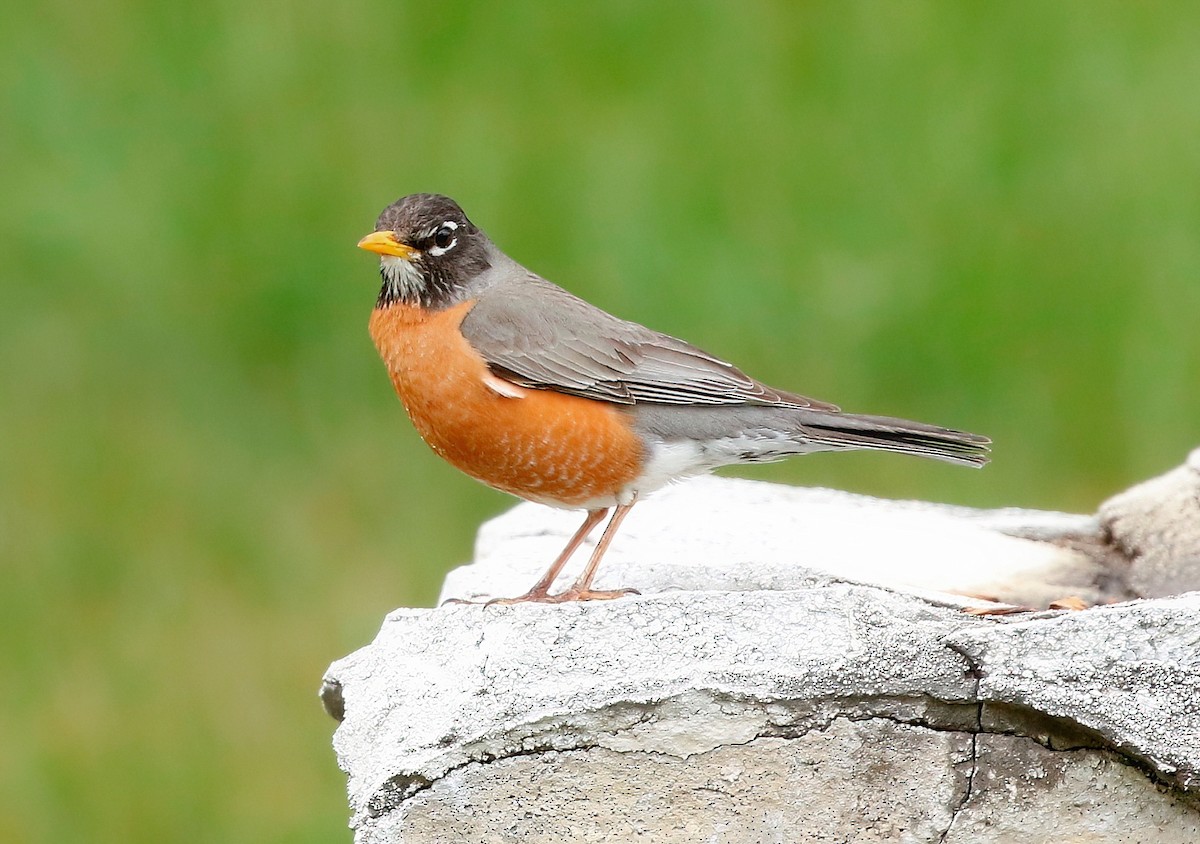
[442,476,1113,608]
[1100,447,1200,598]
[324,451,1200,843]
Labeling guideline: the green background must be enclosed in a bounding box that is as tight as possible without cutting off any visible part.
[3,3,1198,841]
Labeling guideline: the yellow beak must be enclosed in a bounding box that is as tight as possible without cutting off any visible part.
[357,230,417,259]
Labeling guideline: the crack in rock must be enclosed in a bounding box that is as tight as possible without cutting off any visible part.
[936,629,984,843]
[363,692,1131,822]
[331,584,1200,841]
[936,703,981,844]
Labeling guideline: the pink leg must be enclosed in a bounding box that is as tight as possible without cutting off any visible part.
[441,509,607,605]
[544,502,639,602]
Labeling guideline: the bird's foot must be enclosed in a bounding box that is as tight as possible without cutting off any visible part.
[485,585,640,605]
[439,585,560,606]
[536,586,640,604]
[484,589,554,606]
[441,587,640,606]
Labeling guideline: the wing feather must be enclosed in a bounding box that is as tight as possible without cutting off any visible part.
[460,277,838,411]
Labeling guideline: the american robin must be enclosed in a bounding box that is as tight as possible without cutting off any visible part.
[358,194,990,603]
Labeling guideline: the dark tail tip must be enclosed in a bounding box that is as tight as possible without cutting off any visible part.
[803,412,991,468]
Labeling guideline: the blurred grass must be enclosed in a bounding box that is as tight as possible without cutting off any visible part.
[2,1,1199,841]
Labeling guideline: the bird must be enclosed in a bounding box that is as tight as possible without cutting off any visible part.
[357,194,990,604]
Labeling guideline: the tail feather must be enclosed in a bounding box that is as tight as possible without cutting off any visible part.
[799,411,991,468]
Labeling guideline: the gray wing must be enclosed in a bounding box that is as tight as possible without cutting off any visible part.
[459,276,838,410]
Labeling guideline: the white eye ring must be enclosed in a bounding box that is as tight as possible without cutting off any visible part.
[428,221,459,257]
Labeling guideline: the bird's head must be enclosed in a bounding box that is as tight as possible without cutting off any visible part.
[357,194,492,309]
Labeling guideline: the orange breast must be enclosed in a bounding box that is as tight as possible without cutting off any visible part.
[369,300,645,507]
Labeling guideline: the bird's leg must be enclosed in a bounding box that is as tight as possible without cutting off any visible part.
[546,501,639,602]
[472,508,608,605]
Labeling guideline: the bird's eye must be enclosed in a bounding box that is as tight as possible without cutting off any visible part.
[432,223,457,251]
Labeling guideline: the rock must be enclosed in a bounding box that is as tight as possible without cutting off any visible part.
[326,589,1200,842]
[947,595,1200,791]
[394,720,973,843]
[1100,447,1200,598]
[441,476,1127,609]
[942,735,1199,843]
[325,449,1200,842]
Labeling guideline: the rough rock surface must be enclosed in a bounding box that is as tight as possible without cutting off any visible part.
[1101,447,1200,598]
[324,450,1200,843]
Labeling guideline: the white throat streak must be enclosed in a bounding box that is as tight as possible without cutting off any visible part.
[380,255,425,302]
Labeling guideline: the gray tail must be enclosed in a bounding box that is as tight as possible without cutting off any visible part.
[799,411,991,467]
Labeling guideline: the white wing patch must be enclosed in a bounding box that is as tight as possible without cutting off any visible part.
[482,371,528,399]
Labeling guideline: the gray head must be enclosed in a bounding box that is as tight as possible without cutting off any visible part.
[357,194,494,309]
